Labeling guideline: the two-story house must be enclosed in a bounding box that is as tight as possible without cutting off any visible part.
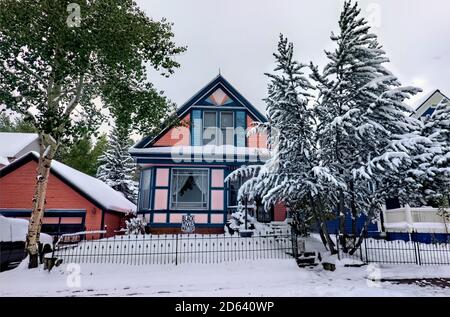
[130,75,287,234]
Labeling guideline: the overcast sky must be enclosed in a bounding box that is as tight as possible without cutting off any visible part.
[138,0,450,113]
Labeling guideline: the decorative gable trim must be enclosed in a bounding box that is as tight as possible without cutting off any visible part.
[132,75,266,149]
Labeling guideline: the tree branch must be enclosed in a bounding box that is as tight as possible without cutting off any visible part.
[15,57,46,86]
[64,75,84,116]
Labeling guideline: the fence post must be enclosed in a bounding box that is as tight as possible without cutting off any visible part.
[336,233,340,261]
[414,234,422,265]
[175,234,178,266]
[291,229,298,258]
[364,234,368,263]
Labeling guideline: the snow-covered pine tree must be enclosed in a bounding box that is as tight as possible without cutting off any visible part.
[97,126,138,204]
[227,34,341,252]
[125,217,146,235]
[311,1,422,250]
[419,98,450,203]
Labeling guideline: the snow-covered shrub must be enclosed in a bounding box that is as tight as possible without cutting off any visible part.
[125,217,146,235]
[225,207,256,235]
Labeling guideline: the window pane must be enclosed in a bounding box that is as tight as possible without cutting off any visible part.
[203,127,218,145]
[139,169,151,210]
[203,112,218,145]
[221,128,234,145]
[203,112,216,127]
[171,169,208,209]
[192,110,202,146]
[236,111,246,147]
[220,112,233,128]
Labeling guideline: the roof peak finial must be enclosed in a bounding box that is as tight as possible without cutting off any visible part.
[219,67,221,76]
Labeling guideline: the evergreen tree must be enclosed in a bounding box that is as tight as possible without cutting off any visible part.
[418,99,450,203]
[228,34,341,252]
[310,1,421,250]
[96,126,138,204]
[59,134,108,176]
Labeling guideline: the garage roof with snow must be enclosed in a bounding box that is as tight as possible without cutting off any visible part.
[0,152,136,213]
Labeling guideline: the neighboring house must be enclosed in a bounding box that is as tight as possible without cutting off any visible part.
[411,89,449,120]
[0,152,135,237]
[130,75,287,234]
[0,133,39,168]
[381,89,450,243]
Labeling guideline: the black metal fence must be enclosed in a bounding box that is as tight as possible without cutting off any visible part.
[338,234,450,265]
[51,230,294,265]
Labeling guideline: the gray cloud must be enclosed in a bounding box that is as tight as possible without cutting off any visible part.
[139,0,450,112]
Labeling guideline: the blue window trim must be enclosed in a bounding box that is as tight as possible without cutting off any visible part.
[137,167,153,212]
[188,109,249,148]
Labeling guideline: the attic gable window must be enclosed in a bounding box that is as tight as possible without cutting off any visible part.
[201,111,235,146]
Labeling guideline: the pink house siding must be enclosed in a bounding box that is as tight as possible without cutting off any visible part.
[155,168,169,187]
[153,213,167,223]
[192,214,208,224]
[154,189,168,210]
[153,114,190,147]
[211,169,224,187]
[169,213,185,223]
[210,214,224,224]
[211,190,224,210]
[247,115,267,148]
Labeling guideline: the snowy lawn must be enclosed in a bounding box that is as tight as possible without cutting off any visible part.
[1,257,449,297]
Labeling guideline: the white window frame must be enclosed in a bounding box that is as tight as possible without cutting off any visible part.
[170,168,209,210]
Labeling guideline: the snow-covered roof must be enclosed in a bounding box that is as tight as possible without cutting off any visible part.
[0,132,38,157]
[0,156,9,166]
[1,152,136,213]
[130,145,271,162]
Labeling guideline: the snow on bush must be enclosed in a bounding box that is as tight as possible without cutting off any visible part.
[226,209,256,235]
[125,217,146,235]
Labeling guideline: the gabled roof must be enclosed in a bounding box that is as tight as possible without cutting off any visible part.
[0,132,39,164]
[412,89,449,119]
[133,74,267,149]
[0,152,136,213]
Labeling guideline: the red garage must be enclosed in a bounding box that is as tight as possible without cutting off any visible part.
[0,152,136,237]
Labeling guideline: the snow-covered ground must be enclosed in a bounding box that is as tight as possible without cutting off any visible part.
[0,259,449,297]
[1,234,449,297]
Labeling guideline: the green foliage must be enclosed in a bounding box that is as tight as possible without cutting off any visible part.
[58,134,108,176]
[0,112,37,133]
[0,0,186,150]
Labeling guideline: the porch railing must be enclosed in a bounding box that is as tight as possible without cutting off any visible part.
[383,206,450,233]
